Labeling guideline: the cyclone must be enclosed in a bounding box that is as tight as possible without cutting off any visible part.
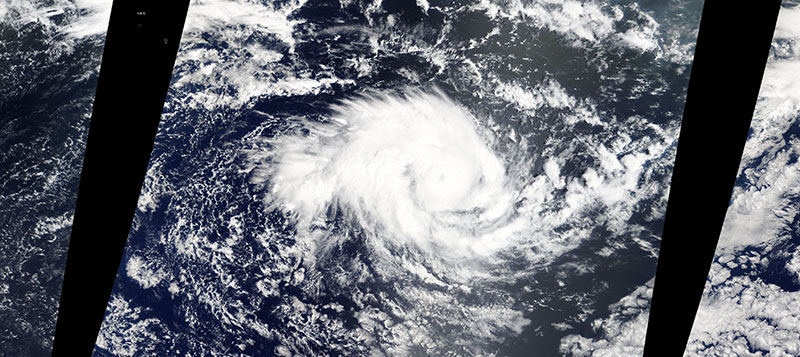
[254,90,531,272]
[89,0,706,353]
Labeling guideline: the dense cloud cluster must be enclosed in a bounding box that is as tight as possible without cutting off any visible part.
[559,3,800,356]
[90,0,700,355]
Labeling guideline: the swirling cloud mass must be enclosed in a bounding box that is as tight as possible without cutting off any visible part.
[262,91,524,263]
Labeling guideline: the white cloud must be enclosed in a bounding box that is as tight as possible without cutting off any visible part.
[0,0,110,39]
[101,0,697,353]
[493,79,578,116]
[560,281,651,356]
[560,5,800,355]
[62,0,111,38]
[165,0,358,111]
[717,143,800,248]
[473,0,658,51]
[95,295,171,356]
[774,5,800,40]
[787,248,800,285]
[184,0,306,49]
[251,90,524,263]
[687,265,800,356]
[714,2,800,250]
[125,255,166,289]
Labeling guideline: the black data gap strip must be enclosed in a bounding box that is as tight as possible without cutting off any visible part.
[52,1,189,355]
[643,0,781,355]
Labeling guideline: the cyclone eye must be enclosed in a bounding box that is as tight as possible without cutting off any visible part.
[266,90,519,260]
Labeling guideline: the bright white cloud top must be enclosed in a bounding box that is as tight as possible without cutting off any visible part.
[0,0,110,39]
[260,91,523,261]
[90,0,702,354]
[559,3,800,355]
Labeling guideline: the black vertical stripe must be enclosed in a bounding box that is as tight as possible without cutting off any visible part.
[51,1,189,355]
[644,0,781,355]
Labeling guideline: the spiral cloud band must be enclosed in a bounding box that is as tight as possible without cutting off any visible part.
[262,90,527,263]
